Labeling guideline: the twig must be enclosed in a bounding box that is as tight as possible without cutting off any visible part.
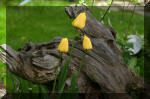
[100,0,114,22]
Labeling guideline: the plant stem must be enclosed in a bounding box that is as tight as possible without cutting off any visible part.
[58,42,74,93]
[52,53,62,94]
[68,51,86,93]
[78,52,86,76]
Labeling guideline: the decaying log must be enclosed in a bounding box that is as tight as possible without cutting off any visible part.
[0,5,144,99]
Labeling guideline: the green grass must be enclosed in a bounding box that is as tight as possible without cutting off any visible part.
[0,5,144,95]
[0,6,6,85]
[9,1,75,6]
[7,7,79,49]
[6,7,144,49]
[7,0,95,6]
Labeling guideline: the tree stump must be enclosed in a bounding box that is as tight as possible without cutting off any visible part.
[0,5,144,99]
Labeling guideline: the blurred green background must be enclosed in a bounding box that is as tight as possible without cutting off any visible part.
[0,0,144,97]
[0,6,6,87]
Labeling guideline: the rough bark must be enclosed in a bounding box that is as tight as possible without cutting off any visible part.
[0,5,144,99]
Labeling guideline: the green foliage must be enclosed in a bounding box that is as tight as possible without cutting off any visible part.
[68,74,79,93]
[0,0,7,5]
[6,72,49,93]
[132,0,143,5]
[78,0,87,6]
[57,42,78,93]
[8,1,74,6]
[106,0,112,6]
[58,50,72,93]
[67,54,85,93]
[0,6,6,87]
[52,55,62,93]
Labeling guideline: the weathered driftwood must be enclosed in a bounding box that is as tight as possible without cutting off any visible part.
[0,5,144,99]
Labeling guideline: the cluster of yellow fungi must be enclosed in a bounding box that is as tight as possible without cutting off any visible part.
[57,12,93,53]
